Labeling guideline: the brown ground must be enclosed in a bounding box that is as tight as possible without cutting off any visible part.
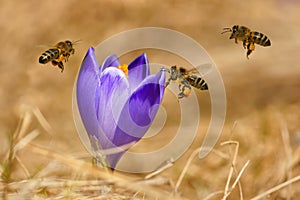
[1,0,300,199]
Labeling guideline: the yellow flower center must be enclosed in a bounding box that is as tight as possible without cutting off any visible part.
[118,64,128,77]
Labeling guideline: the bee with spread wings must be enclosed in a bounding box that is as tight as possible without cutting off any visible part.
[221,25,271,58]
[165,63,211,99]
[39,40,80,72]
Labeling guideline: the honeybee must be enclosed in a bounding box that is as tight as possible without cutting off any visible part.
[165,65,208,99]
[39,40,77,72]
[221,25,271,58]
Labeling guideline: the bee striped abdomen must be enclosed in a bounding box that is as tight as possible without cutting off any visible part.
[187,75,208,90]
[251,32,271,46]
[39,48,60,64]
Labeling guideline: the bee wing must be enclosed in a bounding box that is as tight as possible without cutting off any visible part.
[35,44,54,49]
[186,63,213,77]
[36,40,78,49]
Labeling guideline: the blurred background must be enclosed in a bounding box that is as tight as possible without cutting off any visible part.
[1,0,300,199]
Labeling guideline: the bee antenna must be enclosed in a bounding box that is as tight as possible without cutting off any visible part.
[221,27,232,34]
[72,39,82,45]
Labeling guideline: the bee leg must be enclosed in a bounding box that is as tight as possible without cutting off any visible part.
[234,38,238,44]
[177,87,186,99]
[246,47,252,59]
[164,78,171,88]
[177,92,185,99]
[178,84,191,99]
[58,62,64,72]
[66,53,71,62]
[62,53,70,62]
[246,43,255,59]
[164,82,169,88]
[178,83,182,91]
[177,84,185,99]
[242,40,247,49]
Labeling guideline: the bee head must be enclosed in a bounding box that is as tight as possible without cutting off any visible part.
[168,66,178,75]
[65,40,73,47]
[232,25,239,34]
[170,66,177,71]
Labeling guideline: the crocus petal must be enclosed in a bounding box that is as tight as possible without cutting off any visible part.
[99,54,121,72]
[116,68,166,139]
[76,47,101,145]
[126,68,166,129]
[106,69,166,167]
[95,67,130,151]
[127,53,150,92]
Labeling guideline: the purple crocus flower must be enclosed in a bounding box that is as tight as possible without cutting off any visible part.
[76,47,166,168]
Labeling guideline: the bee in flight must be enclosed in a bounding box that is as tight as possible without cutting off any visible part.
[165,65,209,99]
[39,40,78,72]
[221,25,271,58]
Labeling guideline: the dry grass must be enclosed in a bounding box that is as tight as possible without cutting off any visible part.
[1,0,300,199]
[1,105,300,199]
